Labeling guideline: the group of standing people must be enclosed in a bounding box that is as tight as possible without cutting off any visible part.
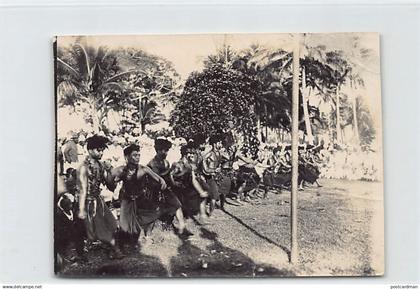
[55,131,323,268]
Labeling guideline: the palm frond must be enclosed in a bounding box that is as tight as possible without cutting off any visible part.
[57,58,80,77]
[74,43,91,79]
[105,69,143,83]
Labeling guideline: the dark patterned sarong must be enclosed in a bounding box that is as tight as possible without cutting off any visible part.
[237,166,260,192]
[84,195,117,243]
[299,163,320,184]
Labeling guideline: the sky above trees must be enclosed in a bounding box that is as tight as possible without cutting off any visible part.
[57,33,382,145]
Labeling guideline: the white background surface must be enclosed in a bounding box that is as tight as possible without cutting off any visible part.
[0,0,419,285]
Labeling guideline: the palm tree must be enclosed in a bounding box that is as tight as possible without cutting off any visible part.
[344,36,376,146]
[203,44,238,69]
[57,41,137,133]
[348,72,365,145]
[355,95,376,149]
[204,42,349,146]
[235,45,293,142]
[323,50,351,145]
[120,48,181,135]
[300,35,351,145]
[138,96,166,133]
[243,43,341,145]
[57,40,181,135]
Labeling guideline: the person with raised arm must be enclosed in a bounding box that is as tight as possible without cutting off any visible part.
[110,144,170,250]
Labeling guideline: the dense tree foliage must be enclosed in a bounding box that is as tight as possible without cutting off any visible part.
[170,63,262,157]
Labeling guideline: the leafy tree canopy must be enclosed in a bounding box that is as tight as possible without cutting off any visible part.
[170,63,262,157]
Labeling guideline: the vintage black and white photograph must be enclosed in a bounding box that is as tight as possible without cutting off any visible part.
[54,33,383,277]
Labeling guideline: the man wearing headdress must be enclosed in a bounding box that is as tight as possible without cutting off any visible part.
[148,138,187,234]
[187,134,208,187]
[202,134,224,215]
[110,144,170,249]
[215,132,240,208]
[190,133,207,159]
[171,142,209,223]
[77,135,123,259]
[235,148,261,203]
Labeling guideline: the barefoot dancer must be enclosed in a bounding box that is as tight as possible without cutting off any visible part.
[148,138,187,234]
[202,134,224,216]
[77,135,123,259]
[235,150,261,203]
[111,144,169,248]
[171,143,209,224]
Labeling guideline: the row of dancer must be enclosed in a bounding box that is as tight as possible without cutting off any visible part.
[260,143,322,195]
[55,133,323,265]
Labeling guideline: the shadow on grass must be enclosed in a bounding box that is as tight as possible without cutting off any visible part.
[170,224,295,277]
[222,209,292,262]
[57,242,168,278]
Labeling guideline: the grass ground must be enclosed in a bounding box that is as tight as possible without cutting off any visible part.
[58,178,384,278]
